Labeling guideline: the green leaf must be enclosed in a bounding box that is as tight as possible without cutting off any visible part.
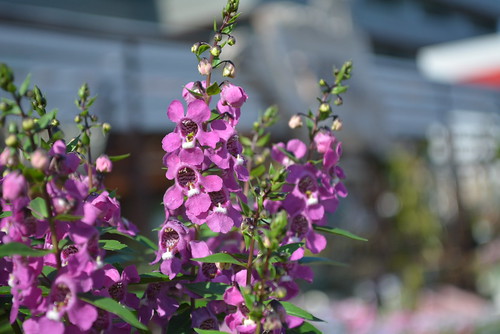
[194,329,228,334]
[192,253,246,267]
[29,197,48,219]
[313,225,368,241]
[281,301,324,322]
[108,153,131,162]
[0,242,51,257]
[287,321,322,334]
[267,191,288,201]
[53,214,82,221]
[237,196,251,217]
[81,296,147,330]
[37,109,57,130]
[135,234,158,251]
[195,44,211,57]
[213,19,217,32]
[0,286,10,295]
[185,282,229,300]
[331,85,348,95]
[206,82,221,96]
[167,304,191,334]
[298,256,348,267]
[99,239,128,251]
[277,242,303,256]
[256,132,270,147]
[250,164,266,178]
[66,135,80,152]
[239,136,252,147]
[19,73,31,96]
[0,211,12,219]
[137,272,171,284]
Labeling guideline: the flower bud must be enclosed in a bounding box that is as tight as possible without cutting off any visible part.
[210,45,221,57]
[319,103,330,113]
[51,119,60,127]
[197,58,212,76]
[90,115,98,122]
[31,149,49,171]
[5,134,17,147]
[222,62,236,78]
[8,122,18,134]
[214,33,222,42]
[102,123,111,134]
[288,115,303,129]
[0,102,8,111]
[74,115,82,123]
[96,154,113,173]
[334,97,343,106]
[22,118,35,131]
[191,42,201,53]
[319,79,327,87]
[332,118,343,131]
[228,36,236,46]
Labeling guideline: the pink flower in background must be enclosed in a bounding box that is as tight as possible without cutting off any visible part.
[96,154,112,173]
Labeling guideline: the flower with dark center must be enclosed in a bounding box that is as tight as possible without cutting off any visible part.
[177,167,197,189]
[108,282,125,301]
[291,215,309,239]
[201,263,218,279]
[200,318,218,330]
[61,245,79,265]
[161,227,180,260]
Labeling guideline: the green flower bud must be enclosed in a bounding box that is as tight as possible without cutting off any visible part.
[214,33,222,42]
[319,79,327,87]
[319,103,331,113]
[8,122,18,134]
[191,42,201,53]
[74,115,82,123]
[78,83,89,100]
[81,132,90,145]
[51,119,60,127]
[222,62,236,78]
[90,115,98,122]
[0,102,8,111]
[102,123,111,134]
[5,134,18,147]
[228,36,236,46]
[22,118,35,131]
[334,97,343,106]
[210,45,221,57]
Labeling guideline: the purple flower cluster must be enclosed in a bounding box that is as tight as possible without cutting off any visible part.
[0,141,139,333]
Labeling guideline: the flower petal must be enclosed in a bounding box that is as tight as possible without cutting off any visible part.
[185,193,211,216]
[163,186,183,211]
[179,147,204,166]
[162,133,181,153]
[167,100,185,123]
[200,175,223,192]
[186,99,210,123]
[287,139,307,159]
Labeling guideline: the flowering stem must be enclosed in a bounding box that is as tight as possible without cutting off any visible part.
[42,182,61,269]
[245,237,255,286]
[12,92,36,151]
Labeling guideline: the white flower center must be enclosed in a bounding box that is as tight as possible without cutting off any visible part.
[187,186,200,197]
[243,318,256,327]
[307,195,318,206]
[182,140,195,149]
[46,306,61,321]
[290,236,301,243]
[236,154,245,166]
[8,274,15,287]
[281,275,292,282]
[162,250,174,260]
[214,203,227,214]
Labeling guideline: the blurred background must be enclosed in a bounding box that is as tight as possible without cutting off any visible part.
[1,0,500,332]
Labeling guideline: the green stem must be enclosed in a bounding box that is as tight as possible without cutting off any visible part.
[42,182,61,269]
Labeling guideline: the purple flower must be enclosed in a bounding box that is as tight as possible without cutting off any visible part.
[192,306,219,330]
[209,132,249,182]
[271,139,307,167]
[153,220,190,279]
[2,172,27,202]
[49,140,80,174]
[182,81,206,104]
[138,282,179,326]
[100,264,140,309]
[286,213,326,254]
[220,83,248,108]
[95,154,112,173]
[162,99,218,152]
[42,274,97,332]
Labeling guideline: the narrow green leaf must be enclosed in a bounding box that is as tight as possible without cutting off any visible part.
[196,44,211,57]
[98,239,128,251]
[250,164,266,178]
[206,82,221,96]
[267,192,288,201]
[313,225,368,241]
[0,286,10,295]
[137,272,171,284]
[287,321,323,334]
[331,85,348,95]
[281,301,324,322]
[28,197,48,219]
[81,296,147,330]
[192,253,246,267]
[237,196,251,217]
[37,109,57,130]
[0,211,12,219]
[213,19,217,32]
[0,242,51,257]
[19,73,31,96]
[135,234,158,251]
[108,153,131,162]
[194,329,228,334]
[239,136,252,147]
[66,135,80,152]
[185,282,229,300]
[256,132,270,147]
[53,214,82,221]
